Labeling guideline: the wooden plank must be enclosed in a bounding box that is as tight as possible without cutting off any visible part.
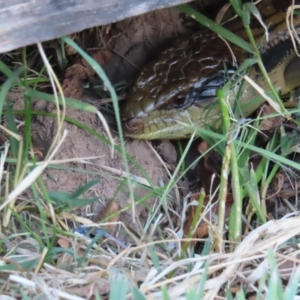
[0,0,192,54]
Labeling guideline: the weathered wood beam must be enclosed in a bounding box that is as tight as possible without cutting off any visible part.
[0,0,192,54]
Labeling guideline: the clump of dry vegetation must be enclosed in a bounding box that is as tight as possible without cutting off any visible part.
[1,1,300,299]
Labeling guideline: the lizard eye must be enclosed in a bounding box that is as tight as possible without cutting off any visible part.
[172,92,189,109]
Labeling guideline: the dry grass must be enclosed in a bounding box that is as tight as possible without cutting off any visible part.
[1,1,300,299]
[3,215,300,298]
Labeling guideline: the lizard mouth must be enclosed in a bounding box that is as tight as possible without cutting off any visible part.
[122,111,197,140]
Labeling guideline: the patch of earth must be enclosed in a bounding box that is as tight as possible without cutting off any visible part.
[7,88,185,246]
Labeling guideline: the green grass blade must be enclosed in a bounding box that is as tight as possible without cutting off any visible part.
[71,179,100,198]
[61,36,135,215]
[177,5,254,53]
[6,105,20,159]
[0,67,23,121]
[284,270,300,299]
[25,89,97,113]
[109,272,128,300]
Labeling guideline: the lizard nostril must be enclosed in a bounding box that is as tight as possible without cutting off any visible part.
[123,118,144,135]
